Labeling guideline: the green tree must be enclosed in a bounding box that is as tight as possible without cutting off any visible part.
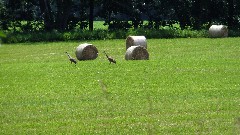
[1,0,240,32]
[0,31,6,38]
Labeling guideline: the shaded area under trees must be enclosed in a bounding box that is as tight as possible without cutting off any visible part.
[0,0,240,32]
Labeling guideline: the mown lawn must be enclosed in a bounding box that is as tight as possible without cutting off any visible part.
[0,38,240,134]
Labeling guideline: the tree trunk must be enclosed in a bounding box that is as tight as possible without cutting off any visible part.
[172,0,191,29]
[192,0,201,30]
[89,0,94,31]
[56,0,73,31]
[39,0,54,31]
[227,0,234,28]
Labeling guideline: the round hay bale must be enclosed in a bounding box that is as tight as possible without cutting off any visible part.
[75,43,98,61]
[126,36,147,50]
[125,46,149,60]
[209,25,228,38]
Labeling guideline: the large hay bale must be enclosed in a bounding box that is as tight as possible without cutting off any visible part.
[126,36,147,50]
[75,43,98,60]
[125,46,149,60]
[209,25,228,38]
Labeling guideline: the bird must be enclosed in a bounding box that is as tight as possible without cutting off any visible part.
[65,52,77,64]
[103,51,116,64]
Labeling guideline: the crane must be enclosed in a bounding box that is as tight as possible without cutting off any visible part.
[65,52,77,64]
[103,51,116,64]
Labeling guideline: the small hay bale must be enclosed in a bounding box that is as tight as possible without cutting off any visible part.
[126,36,147,50]
[209,25,228,38]
[125,46,149,60]
[75,43,98,61]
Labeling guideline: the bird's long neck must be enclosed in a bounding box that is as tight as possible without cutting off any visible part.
[104,52,109,58]
[66,52,72,59]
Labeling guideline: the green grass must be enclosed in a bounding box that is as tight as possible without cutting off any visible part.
[93,21,108,30]
[0,38,240,134]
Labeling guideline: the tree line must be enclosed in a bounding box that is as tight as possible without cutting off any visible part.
[0,0,240,32]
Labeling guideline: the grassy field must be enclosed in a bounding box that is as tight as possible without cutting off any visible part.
[0,38,240,134]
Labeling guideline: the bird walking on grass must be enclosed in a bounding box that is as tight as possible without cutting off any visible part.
[65,52,77,64]
[103,51,116,64]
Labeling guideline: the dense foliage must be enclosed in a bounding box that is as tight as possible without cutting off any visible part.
[1,0,240,32]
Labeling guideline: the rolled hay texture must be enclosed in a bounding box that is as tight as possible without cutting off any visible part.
[209,25,228,38]
[75,43,98,60]
[125,46,149,60]
[126,36,147,50]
